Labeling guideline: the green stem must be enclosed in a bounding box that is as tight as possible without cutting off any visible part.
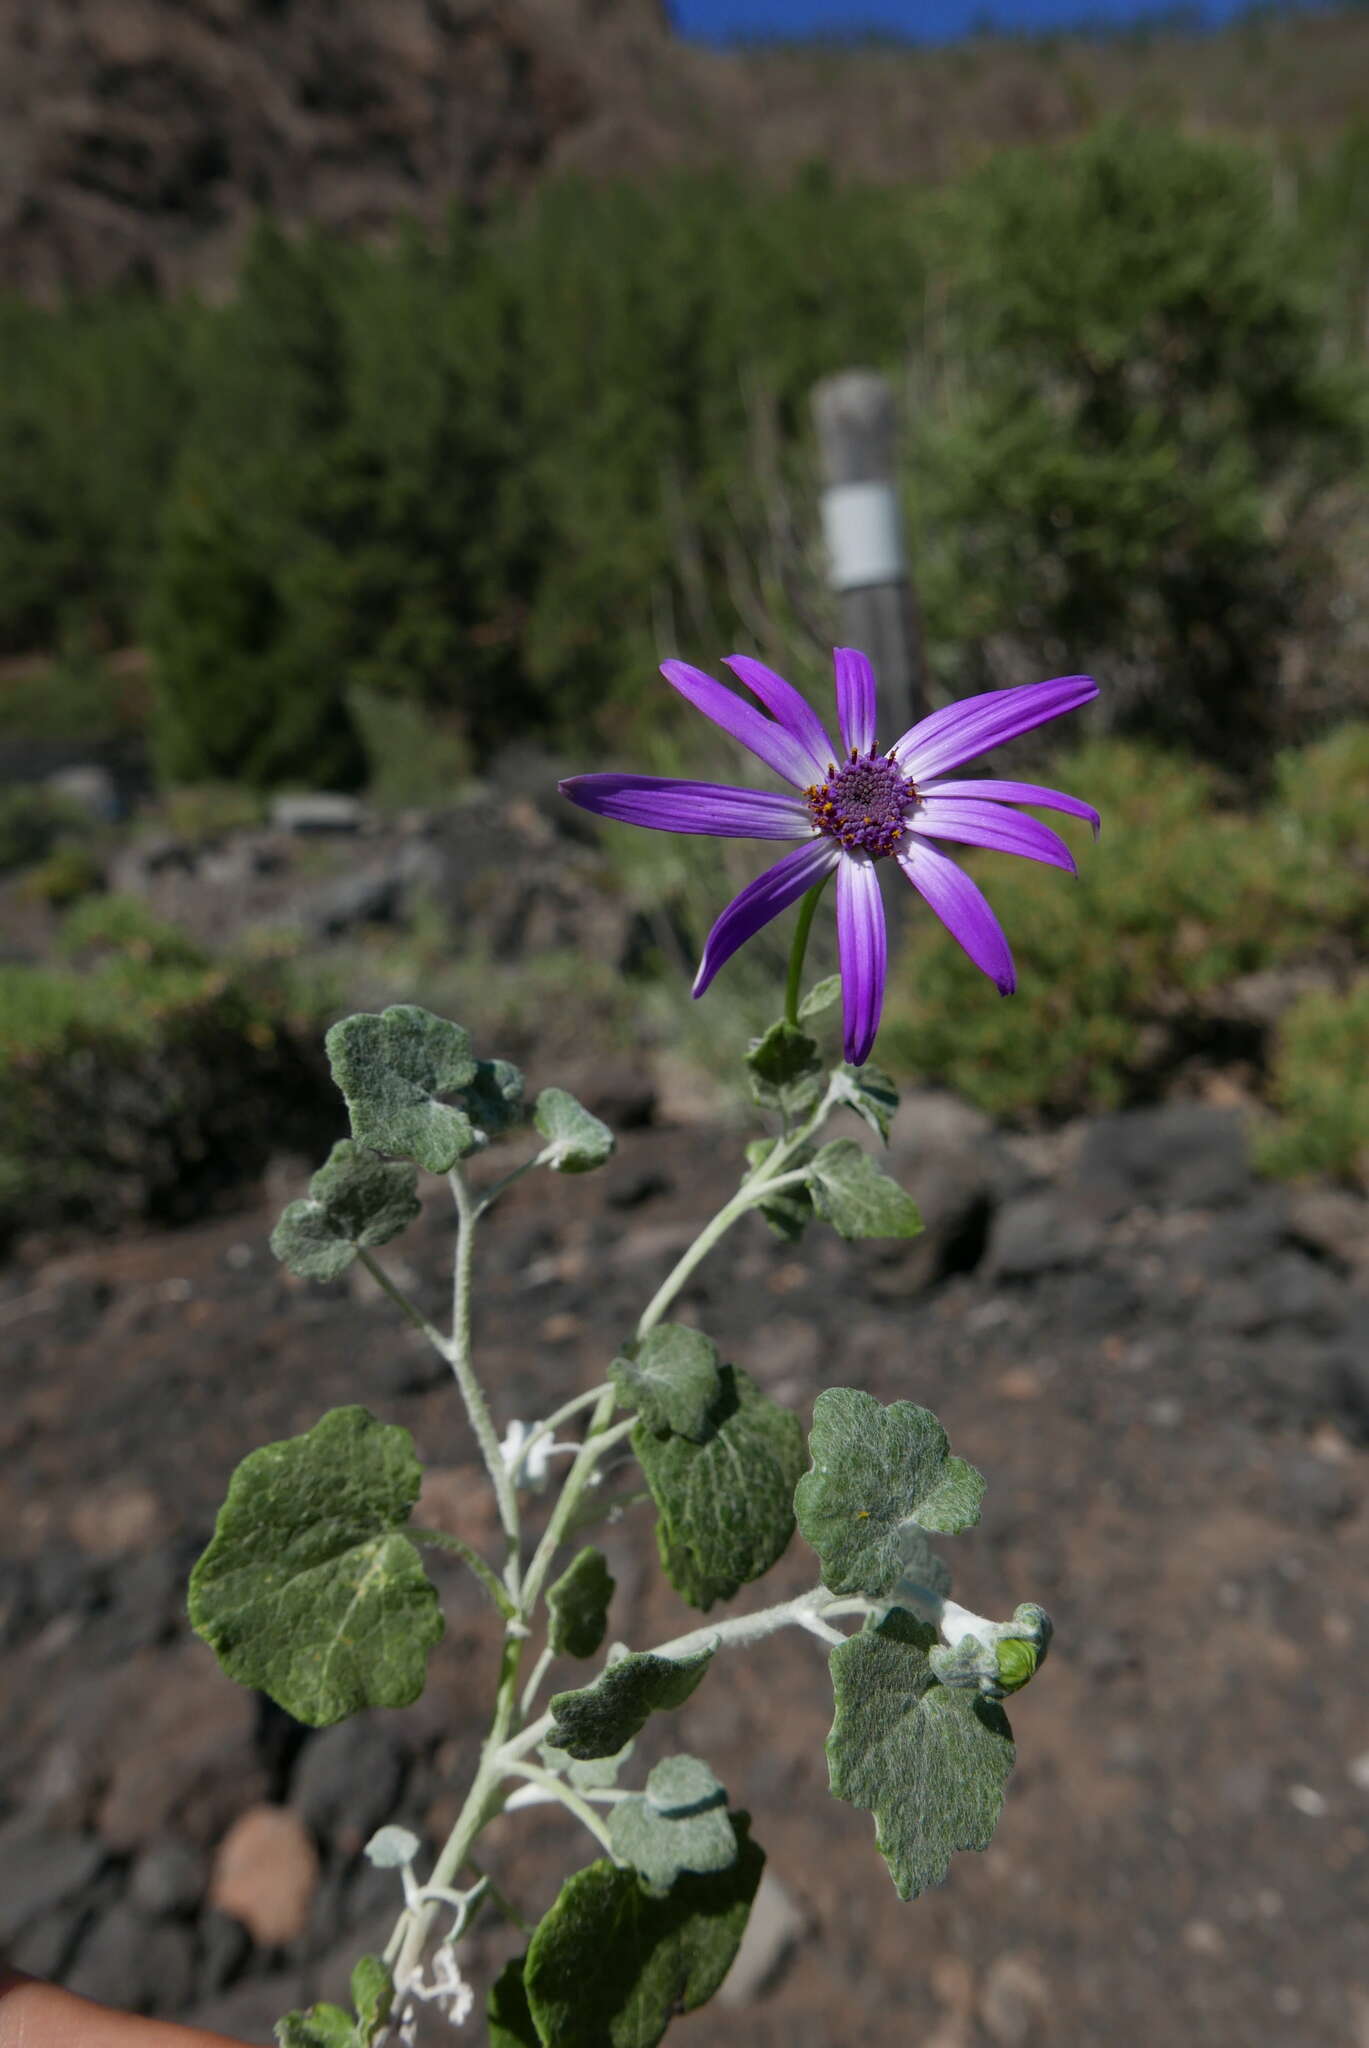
[355,1249,449,1357]
[447,1165,521,1585]
[503,1762,617,1857]
[784,878,829,1029]
[521,1395,623,1613]
[409,1528,517,1619]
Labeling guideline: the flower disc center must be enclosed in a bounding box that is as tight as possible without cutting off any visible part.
[806,750,914,858]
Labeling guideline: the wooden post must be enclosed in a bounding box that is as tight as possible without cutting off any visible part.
[811,370,925,734]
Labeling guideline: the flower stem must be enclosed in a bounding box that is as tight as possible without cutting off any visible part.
[447,1165,521,1589]
[784,877,829,1029]
[501,1762,616,1857]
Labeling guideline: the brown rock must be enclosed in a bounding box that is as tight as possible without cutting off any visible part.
[68,1482,165,1558]
[94,1644,265,1852]
[209,1805,320,1948]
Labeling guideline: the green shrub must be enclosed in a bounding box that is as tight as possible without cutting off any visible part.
[881,726,1369,1118]
[0,922,337,1240]
[18,842,105,908]
[0,787,90,873]
[1257,979,1369,1185]
[58,893,207,968]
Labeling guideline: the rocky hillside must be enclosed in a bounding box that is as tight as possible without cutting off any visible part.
[3,0,1369,295]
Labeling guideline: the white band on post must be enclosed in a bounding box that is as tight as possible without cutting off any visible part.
[820,480,905,592]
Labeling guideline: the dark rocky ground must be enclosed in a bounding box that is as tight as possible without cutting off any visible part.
[2,1086,1368,2046]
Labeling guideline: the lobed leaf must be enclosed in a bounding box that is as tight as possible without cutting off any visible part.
[795,1388,984,1598]
[189,1405,443,1727]
[608,1755,737,1896]
[270,1140,421,1281]
[632,1366,806,1611]
[746,1019,824,1122]
[534,1087,615,1172]
[548,1647,715,1761]
[610,1323,722,1443]
[459,1056,526,1143]
[521,1815,764,2048]
[276,2006,355,2048]
[797,974,842,1020]
[547,1546,616,1660]
[487,1958,541,2048]
[806,1139,922,1240]
[826,1608,1015,1901]
[830,1062,900,1143]
[744,1137,816,1243]
[325,1006,479,1172]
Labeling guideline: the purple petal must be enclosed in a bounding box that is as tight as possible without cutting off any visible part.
[835,854,888,1067]
[896,837,1016,994]
[893,675,1098,783]
[834,647,879,757]
[908,797,1077,873]
[661,659,820,789]
[921,778,1100,838]
[693,838,840,998]
[723,655,836,779]
[559,774,811,840]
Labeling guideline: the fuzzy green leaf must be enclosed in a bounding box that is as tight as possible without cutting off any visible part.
[270,1141,421,1281]
[540,1736,636,1793]
[795,1388,984,1598]
[548,1547,615,1659]
[831,1063,900,1143]
[806,1139,922,1239]
[459,1057,526,1143]
[189,1405,443,1727]
[522,1815,764,2048]
[349,1958,393,2042]
[633,1366,805,1611]
[326,1006,479,1172]
[487,1958,541,2048]
[548,1647,715,1761]
[610,1324,722,1443]
[608,1756,737,1896]
[276,2008,354,2048]
[534,1087,615,1172]
[744,1137,816,1242]
[746,1019,823,1121]
[797,974,842,1021]
[826,1609,1015,1901]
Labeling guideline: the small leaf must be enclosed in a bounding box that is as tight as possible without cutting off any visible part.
[929,1603,1053,1701]
[548,1547,615,1659]
[350,1958,393,2040]
[534,1087,615,1172]
[798,974,842,1021]
[189,1406,443,1727]
[795,1388,985,1598]
[831,1062,900,1143]
[744,1138,815,1243]
[610,1324,722,1443]
[826,1608,1015,1901]
[540,1736,635,1792]
[276,2006,355,2048]
[487,1957,541,2048]
[608,1754,737,1896]
[548,1646,715,1761]
[364,1825,420,1869]
[633,1366,806,1611]
[270,1141,421,1281]
[746,1019,823,1121]
[326,1006,479,1172]
[806,1139,922,1240]
[459,1057,526,1144]
[523,1815,764,2048]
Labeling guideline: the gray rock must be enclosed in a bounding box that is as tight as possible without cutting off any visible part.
[130,1838,208,1918]
[65,1900,192,2009]
[0,1818,104,1941]
[187,1971,311,2040]
[290,1718,406,1851]
[269,792,366,834]
[1072,1106,1251,1218]
[986,1193,1106,1282]
[46,763,119,822]
[194,1908,252,1995]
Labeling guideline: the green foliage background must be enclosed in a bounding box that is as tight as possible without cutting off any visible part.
[3,122,1368,785]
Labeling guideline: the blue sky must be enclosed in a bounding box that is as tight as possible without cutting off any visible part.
[673,0,1321,42]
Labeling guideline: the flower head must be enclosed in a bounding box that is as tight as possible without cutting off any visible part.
[561,650,1098,1066]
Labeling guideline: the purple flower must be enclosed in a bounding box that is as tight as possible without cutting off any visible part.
[561,650,1099,1067]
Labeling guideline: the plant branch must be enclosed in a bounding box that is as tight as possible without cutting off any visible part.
[446,1164,521,1582]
